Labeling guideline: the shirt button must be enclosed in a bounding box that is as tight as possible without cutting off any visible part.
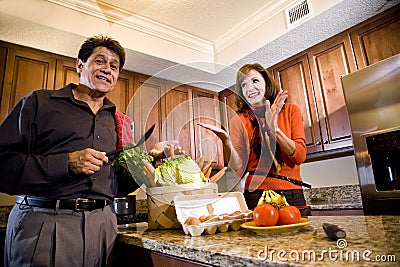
[92,177,97,181]
[96,135,100,139]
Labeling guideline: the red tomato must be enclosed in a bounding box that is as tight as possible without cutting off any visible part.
[277,206,301,225]
[253,204,279,226]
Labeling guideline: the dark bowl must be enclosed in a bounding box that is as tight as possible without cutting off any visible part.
[112,195,136,215]
[295,205,311,217]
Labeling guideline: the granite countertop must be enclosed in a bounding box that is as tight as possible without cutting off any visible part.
[117,215,399,266]
[304,185,363,210]
[0,206,12,229]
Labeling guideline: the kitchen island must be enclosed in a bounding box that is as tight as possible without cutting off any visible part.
[114,215,399,266]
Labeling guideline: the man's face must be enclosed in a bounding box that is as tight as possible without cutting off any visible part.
[77,46,120,95]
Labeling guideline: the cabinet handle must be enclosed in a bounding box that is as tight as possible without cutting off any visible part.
[316,141,321,145]
[324,140,329,144]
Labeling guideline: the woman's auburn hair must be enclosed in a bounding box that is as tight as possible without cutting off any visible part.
[234,63,282,114]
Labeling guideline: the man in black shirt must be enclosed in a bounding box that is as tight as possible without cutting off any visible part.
[0,35,172,266]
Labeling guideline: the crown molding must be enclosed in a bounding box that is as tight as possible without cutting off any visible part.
[214,0,296,54]
[45,0,214,56]
[46,0,302,64]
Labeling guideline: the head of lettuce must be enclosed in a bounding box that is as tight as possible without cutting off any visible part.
[154,155,207,186]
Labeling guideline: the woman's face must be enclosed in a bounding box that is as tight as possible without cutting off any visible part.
[240,69,266,107]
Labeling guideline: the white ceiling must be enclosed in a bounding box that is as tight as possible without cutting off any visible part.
[100,0,276,42]
[43,0,306,68]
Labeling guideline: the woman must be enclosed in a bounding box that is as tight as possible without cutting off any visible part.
[199,63,307,210]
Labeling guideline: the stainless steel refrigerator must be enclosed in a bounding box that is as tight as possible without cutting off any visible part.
[341,54,400,215]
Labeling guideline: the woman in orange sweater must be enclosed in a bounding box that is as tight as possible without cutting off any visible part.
[199,63,308,209]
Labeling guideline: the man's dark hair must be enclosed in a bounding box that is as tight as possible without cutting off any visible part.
[78,35,126,71]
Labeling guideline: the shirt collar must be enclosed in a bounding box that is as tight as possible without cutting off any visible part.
[51,83,116,111]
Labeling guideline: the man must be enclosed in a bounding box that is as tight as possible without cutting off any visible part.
[0,35,172,266]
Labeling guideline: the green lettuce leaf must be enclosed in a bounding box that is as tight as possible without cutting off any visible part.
[154,155,207,186]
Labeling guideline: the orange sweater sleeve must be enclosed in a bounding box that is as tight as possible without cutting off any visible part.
[278,103,307,166]
[229,115,249,178]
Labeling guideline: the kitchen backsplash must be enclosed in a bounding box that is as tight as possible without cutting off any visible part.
[133,184,363,220]
[304,184,363,210]
[0,206,12,228]
[0,184,363,227]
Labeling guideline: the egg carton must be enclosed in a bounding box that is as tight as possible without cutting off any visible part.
[174,192,253,236]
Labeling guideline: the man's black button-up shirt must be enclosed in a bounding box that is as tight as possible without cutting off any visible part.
[0,84,118,199]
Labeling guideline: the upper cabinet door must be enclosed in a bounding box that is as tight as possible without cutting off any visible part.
[1,48,56,122]
[131,76,165,151]
[55,59,79,89]
[307,34,357,152]
[192,89,223,168]
[107,71,134,113]
[164,86,195,158]
[219,87,237,135]
[271,54,323,154]
[350,5,400,69]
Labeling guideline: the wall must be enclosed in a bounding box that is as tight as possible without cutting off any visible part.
[301,156,359,187]
[215,155,360,193]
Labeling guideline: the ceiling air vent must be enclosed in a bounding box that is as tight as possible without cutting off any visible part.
[285,0,313,27]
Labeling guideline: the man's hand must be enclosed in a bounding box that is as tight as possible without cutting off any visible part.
[148,140,185,160]
[68,148,108,175]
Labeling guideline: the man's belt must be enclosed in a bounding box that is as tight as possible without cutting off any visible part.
[248,171,312,188]
[16,195,111,211]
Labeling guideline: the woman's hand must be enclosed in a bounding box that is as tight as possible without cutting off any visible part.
[265,90,288,132]
[198,122,242,171]
[197,122,230,145]
[265,90,297,156]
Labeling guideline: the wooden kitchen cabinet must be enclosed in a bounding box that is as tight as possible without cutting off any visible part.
[164,85,195,159]
[350,4,400,69]
[270,54,322,154]
[130,76,166,152]
[307,34,356,152]
[218,87,237,133]
[218,87,238,165]
[113,242,213,267]
[54,58,79,89]
[192,88,224,168]
[108,72,135,113]
[0,47,56,122]
[271,34,356,157]
[0,46,7,103]
[164,86,224,168]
